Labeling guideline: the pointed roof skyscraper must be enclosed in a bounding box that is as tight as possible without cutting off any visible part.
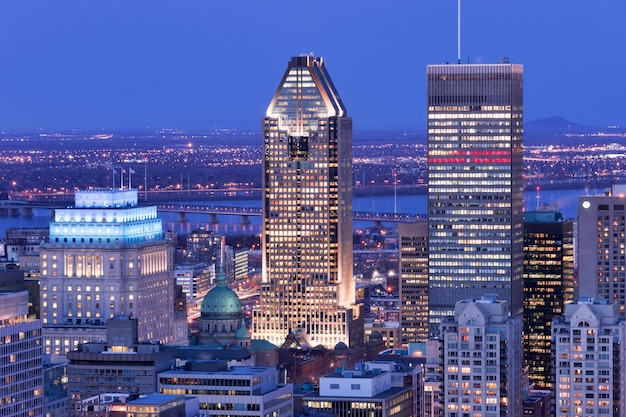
[266,55,346,132]
[254,55,362,349]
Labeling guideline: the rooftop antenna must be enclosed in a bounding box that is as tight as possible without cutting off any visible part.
[457,0,461,64]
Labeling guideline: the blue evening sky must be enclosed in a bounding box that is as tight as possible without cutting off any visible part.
[0,1,625,131]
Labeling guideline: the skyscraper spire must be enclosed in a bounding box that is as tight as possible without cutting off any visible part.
[457,0,461,64]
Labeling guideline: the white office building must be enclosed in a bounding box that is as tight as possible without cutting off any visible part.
[158,362,293,417]
[423,339,443,417]
[303,362,413,417]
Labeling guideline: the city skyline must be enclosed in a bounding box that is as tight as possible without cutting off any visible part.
[1,1,625,130]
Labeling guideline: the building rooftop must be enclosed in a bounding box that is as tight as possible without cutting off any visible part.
[128,394,183,405]
[304,386,409,401]
[266,55,347,128]
[324,370,383,379]
[163,364,277,377]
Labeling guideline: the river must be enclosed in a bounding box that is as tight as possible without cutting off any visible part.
[0,187,606,238]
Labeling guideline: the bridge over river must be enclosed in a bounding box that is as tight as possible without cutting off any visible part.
[157,203,425,224]
[0,200,425,225]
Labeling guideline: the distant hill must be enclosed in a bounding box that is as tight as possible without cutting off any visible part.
[525,116,626,146]
[525,116,594,134]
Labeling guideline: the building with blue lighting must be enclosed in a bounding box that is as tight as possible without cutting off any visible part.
[40,188,187,357]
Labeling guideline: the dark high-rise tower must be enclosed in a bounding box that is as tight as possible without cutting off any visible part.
[253,55,362,348]
[399,220,429,344]
[427,63,524,335]
[523,209,574,389]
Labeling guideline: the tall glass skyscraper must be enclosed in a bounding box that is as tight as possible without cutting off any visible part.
[399,220,429,344]
[253,55,362,348]
[427,63,524,335]
[523,209,574,389]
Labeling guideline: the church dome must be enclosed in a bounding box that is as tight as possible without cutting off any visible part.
[200,269,243,319]
[334,341,349,351]
[236,319,251,339]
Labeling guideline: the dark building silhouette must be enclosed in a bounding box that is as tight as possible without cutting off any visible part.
[398,221,429,344]
[523,209,574,389]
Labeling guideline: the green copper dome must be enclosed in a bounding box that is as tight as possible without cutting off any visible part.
[236,319,251,340]
[200,269,243,318]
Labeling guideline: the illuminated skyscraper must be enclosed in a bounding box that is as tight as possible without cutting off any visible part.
[253,55,362,348]
[523,209,574,389]
[427,63,524,335]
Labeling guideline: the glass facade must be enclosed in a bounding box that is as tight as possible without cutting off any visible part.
[398,221,429,344]
[253,56,361,348]
[0,291,43,417]
[427,64,524,335]
[523,210,574,390]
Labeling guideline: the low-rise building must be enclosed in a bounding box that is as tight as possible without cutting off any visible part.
[158,361,293,417]
[522,390,552,417]
[4,227,48,263]
[302,363,413,417]
[364,322,402,349]
[74,393,198,417]
[67,317,175,416]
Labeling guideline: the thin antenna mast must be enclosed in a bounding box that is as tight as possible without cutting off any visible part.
[457,0,461,64]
